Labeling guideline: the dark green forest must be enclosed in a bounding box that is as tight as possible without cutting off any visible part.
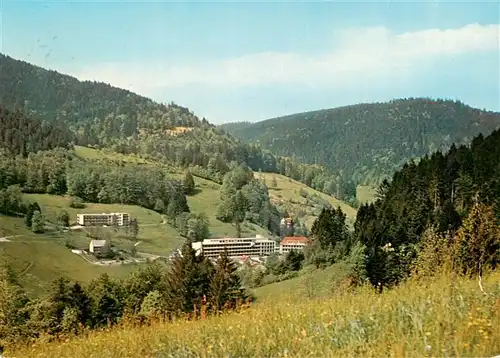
[0,54,357,202]
[221,99,500,186]
[354,128,500,288]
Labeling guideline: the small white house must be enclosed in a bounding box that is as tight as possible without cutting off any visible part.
[89,239,110,256]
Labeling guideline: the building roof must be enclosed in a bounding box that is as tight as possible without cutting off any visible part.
[202,236,275,244]
[280,236,310,245]
[90,239,107,247]
[78,212,129,216]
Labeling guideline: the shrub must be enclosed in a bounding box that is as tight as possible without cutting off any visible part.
[69,197,86,209]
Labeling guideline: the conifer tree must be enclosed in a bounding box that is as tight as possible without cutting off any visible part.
[453,200,500,275]
[208,247,243,313]
[87,273,123,328]
[0,267,31,346]
[69,282,92,327]
[165,239,214,316]
[183,171,196,196]
[128,218,139,240]
[310,206,348,251]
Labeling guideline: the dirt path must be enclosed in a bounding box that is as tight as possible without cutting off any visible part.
[0,235,23,242]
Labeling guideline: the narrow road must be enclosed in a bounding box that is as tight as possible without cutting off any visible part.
[0,235,23,242]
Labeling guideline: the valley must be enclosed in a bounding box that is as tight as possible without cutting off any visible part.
[1,42,499,357]
[0,143,356,296]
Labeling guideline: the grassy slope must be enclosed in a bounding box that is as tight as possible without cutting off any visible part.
[73,145,267,240]
[73,146,151,164]
[0,216,136,296]
[10,271,500,357]
[254,172,357,227]
[0,146,268,294]
[0,146,355,295]
[356,185,377,204]
[253,263,354,302]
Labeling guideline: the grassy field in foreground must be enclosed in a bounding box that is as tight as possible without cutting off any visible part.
[10,271,500,358]
[254,172,357,228]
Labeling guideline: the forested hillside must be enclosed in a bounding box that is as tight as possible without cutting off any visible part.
[0,105,72,156]
[354,128,500,288]
[221,99,500,186]
[0,54,358,203]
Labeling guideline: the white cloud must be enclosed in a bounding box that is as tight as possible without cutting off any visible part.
[67,23,500,94]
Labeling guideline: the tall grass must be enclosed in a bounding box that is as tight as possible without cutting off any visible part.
[8,271,500,357]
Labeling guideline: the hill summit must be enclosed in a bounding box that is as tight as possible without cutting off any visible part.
[221,98,500,185]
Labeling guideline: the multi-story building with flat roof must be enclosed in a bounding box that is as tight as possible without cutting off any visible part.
[76,213,130,227]
[192,235,277,259]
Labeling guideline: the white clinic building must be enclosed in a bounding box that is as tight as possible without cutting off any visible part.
[192,235,277,259]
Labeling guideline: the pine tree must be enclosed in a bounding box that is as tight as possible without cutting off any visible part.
[208,248,243,313]
[165,239,213,316]
[69,282,92,328]
[310,206,348,251]
[128,218,139,240]
[284,250,305,271]
[43,277,73,335]
[183,171,196,196]
[87,273,123,328]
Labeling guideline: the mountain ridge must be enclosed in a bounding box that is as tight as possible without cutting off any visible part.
[221,98,500,185]
[0,53,361,204]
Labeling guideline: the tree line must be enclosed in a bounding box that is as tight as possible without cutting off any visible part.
[0,240,250,350]
[0,149,190,224]
[352,128,500,288]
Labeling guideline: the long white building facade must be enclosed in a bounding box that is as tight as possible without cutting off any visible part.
[76,212,130,226]
[191,235,311,259]
[192,235,277,259]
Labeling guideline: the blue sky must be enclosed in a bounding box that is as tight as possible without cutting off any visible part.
[1,0,499,123]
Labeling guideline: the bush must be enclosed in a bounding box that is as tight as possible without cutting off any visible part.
[69,197,86,209]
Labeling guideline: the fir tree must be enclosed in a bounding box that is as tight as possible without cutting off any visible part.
[0,268,31,346]
[165,239,213,316]
[183,171,196,196]
[128,218,139,240]
[310,206,348,251]
[453,200,500,275]
[208,248,243,313]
